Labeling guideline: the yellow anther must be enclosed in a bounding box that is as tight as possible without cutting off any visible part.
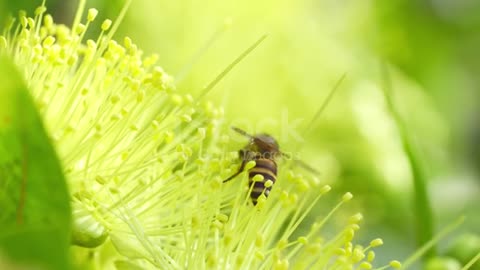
[352,247,365,262]
[75,23,86,35]
[151,120,160,129]
[298,236,308,244]
[44,14,53,28]
[256,195,267,207]
[87,8,98,22]
[130,124,139,131]
[289,193,298,204]
[297,178,310,190]
[87,39,96,50]
[206,252,217,267]
[254,251,265,260]
[307,243,321,254]
[110,94,120,104]
[67,55,77,66]
[367,251,375,262]
[124,37,133,49]
[349,213,363,223]
[216,213,228,223]
[255,232,264,247]
[20,16,28,27]
[235,254,244,266]
[264,180,274,187]
[370,238,383,247]
[277,239,288,249]
[197,128,206,140]
[345,228,355,242]
[273,259,289,270]
[245,160,256,170]
[342,192,353,202]
[35,6,47,15]
[320,185,331,194]
[181,114,192,122]
[389,260,402,268]
[359,262,372,269]
[42,36,55,47]
[164,131,174,143]
[136,91,144,102]
[95,175,107,185]
[223,233,232,246]
[212,220,223,230]
[27,18,35,28]
[101,19,112,31]
[351,224,360,231]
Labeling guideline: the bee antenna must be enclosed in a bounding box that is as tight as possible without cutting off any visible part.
[231,126,254,139]
[303,73,346,137]
[197,34,268,101]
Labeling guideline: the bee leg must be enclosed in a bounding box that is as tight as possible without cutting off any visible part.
[223,159,246,183]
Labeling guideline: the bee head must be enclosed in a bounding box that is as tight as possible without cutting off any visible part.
[251,133,280,157]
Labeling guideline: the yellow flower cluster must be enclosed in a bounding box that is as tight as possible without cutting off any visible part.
[0,2,401,269]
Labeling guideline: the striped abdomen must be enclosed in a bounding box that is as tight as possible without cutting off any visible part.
[248,158,277,205]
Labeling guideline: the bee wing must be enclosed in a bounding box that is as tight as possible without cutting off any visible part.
[294,159,321,175]
[280,151,321,175]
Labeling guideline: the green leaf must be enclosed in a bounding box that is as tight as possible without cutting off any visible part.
[0,56,72,270]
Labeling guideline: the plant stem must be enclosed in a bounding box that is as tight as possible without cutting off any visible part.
[380,63,436,259]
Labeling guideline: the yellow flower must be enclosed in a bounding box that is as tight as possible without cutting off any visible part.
[1,1,400,269]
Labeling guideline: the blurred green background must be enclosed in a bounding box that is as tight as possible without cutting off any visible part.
[2,0,479,267]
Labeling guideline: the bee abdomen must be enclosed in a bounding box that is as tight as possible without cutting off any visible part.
[253,158,277,174]
[248,158,277,205]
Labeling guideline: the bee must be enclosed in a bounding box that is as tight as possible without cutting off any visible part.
[223,127,282,205]
[223,75,346,205]
[224,127,318,205]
